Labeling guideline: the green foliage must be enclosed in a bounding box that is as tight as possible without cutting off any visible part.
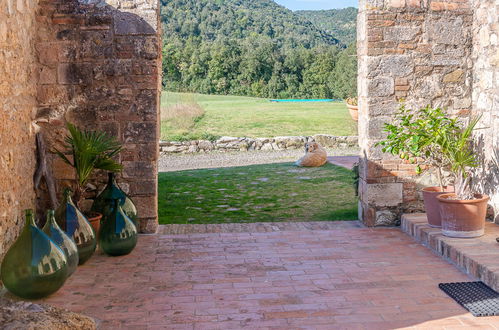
[346,96,358,106]
[376,105,460,188]
[296,7,357,45]
[439,116,481,199]
[376,104,483,199]
[160,0,357,99]
[55,123,122,205]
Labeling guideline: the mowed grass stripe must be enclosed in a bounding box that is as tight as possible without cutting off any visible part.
[160,92,356,141]
[158,162,358,224]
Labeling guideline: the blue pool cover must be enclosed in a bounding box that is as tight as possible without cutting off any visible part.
[270,99,341,103]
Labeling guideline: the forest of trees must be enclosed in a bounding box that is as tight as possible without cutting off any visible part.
[296,7,357,46]
[160,0,358,99]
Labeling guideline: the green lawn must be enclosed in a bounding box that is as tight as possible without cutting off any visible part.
[158,162,358,224]
[161,92,356,141]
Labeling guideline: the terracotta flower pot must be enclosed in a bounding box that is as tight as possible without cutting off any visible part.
[437,193,489,238]
[86,212,103,239]
[422,186,454,228]
[346,104,358,121]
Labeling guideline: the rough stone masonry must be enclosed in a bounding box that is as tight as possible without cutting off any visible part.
[357,0,475,226]
[0,0,38,261]
[34,0,161,233]
[0,0,162,263]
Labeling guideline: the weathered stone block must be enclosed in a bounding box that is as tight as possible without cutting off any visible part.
[133,196,157,219]
[114,11,156,35]
[430,17,469,45]
[376,210,398,226]
[39,66,57,84]
[134,89,156,114]
[366,183,403,207]
[368,77,395,97]
[368,55,413,78]
[122,161,156,180]
[384,26,420,41]
[443,69,464,83]
[129,180,157,196]
[124,122,157,143]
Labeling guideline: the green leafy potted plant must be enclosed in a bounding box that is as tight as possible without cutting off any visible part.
[376,105,458,227]
[345,97,358,121]
[437,116,488,238]
[55,123,123,233]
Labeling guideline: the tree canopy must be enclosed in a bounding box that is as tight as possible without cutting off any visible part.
[160,0,358,99]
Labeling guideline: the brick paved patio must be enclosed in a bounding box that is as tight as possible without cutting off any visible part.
[38,222,499,329]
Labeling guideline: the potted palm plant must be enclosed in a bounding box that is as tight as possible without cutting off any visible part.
[55,123,123,233]
[376,105,458,227]
[345,97,358,121]
[437,116,488,238]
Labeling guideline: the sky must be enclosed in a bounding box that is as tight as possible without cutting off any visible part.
[274,0,358,11]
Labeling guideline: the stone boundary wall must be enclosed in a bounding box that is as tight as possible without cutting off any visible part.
[357,0,473,226]
[160,135,359,154]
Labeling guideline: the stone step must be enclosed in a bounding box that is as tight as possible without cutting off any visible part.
[402,213,499,291]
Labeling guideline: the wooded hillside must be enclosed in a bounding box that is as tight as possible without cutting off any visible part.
[160,0,357,99]
[296,7,357,45]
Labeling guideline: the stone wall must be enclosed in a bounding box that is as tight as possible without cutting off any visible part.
[0,1,38,260]
[35,0,161,233]
[357,0,473,226]
[471,0,499,223]
[160,135,359,154]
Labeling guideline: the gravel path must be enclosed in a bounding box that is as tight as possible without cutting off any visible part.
[158,148,359,172]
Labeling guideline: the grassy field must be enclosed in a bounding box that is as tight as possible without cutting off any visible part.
[158,162,358,224]
[161,92,356,141]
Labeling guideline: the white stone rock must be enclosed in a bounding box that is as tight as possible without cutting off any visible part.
[217,136,239,143]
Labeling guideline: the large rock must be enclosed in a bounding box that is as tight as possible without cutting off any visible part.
[0,296,96,330]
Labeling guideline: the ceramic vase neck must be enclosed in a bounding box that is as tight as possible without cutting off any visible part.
[24,209,36,227]
[46,209,60,229]
[108,172,117,185]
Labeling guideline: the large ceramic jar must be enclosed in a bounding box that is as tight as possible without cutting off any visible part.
[43,209,79,276]
[1,210,68,299]
[92,172,138,226]
[99,199,138,256]
[55,189,96,265]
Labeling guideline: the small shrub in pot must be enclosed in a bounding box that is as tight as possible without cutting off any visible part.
[437,116,488,238]
[376,104,458,227]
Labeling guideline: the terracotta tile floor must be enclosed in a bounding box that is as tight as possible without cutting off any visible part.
[40,223,499,329]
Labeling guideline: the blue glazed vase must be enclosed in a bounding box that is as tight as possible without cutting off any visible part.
[92,172,138,227]
[42,209,79,276]
[55,189,96,265]
[0,210,68,299]
[99,199,138,256]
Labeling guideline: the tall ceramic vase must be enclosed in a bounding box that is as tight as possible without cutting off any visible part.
[43,209,79,276]
[99,199,138,256]
[55,189,96,265]
[1,210,68,299]
[92,172,138,226]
